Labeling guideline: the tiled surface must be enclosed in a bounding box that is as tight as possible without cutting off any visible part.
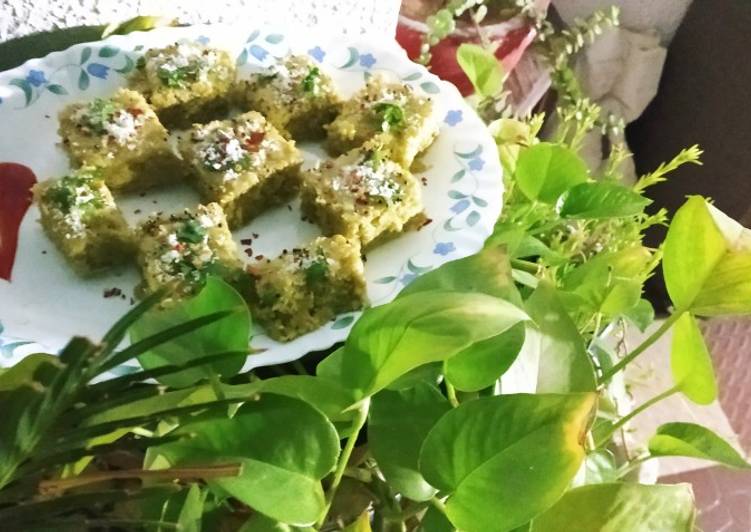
[628,317,751,531]
[703,318,751,452]
[661,467,751,532]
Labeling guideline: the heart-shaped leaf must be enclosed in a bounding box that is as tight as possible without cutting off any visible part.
[529,482,696,532]
[648,422,750,469]
[444,323,525,392]
[154,394,339,526]
[515,143,588,203]
[663,196,751,315]
[335,291,528,399]
[419,393,596,532]
[131,278,251,387]
[456,43,503,98]
[399,245,519,303]
[670,313,717,405]
[369,383,451,501]
[560,181,651,219]
[525,282,596,393]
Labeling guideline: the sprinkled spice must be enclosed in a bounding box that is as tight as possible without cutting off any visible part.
[103,287,122,298]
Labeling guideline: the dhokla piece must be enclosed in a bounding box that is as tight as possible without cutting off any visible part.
[33,167,134,276]
[178,111,303,228]
[325,75,439,168]
[129,41,235,128]
[246,235,367,341]
[300,143,424,247]
[58,88,181,191]
[242,54,340,140]
[136,203,243,301]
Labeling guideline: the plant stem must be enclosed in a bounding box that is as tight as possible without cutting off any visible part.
[446,382,460,408]
[430,496,449,518]
[510,258,540,274]
[595,385,680,448]
[316,398,370,528]
[38,463,242,494]
[616,455,652,479]
[208,373,226,401]
[599,311,684,383]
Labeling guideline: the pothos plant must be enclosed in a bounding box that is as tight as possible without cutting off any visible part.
[2,8,751,532]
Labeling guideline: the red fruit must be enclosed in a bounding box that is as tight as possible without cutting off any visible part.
[0,163,37,281]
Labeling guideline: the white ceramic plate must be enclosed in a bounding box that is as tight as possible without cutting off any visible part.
[0,25,502,373]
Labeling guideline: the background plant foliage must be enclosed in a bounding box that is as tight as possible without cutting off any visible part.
[1,6,750,532]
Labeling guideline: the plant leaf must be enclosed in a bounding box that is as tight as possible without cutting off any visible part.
[222,375,357,424]
[623,298,655,332]
[335,291,528,399]
[154,394,339,526]
[399,245,519,303]
[101,16,176,38]
[420,505,455,532]
[670,313,717,405]
[663,196,751,315]
[648,422,750,469]
[529,482,696,532]
[525,282,596,393]
[444,323,525,392]
[419,393,596,532]
[130,278,251,387]
[515,143,588,203]
[560,182,651,219]
[456,43,503,98]
[369,383,451,501]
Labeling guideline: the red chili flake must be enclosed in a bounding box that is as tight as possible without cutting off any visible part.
[244,131,266,151]
[421,177,428,186]
[420,218,433,229]
[134,208,142,215]
[252,232,259,238]
[255,255,264,260]
[128,107,144,117]
[244,248,254,257]
[240,238,253,245]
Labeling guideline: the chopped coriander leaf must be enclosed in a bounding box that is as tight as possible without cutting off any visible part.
[85,99,118,134]
[135,56,146,70]
[374,102,405,132]
[45,173,104,213]
[157,63,199,88]
[301,66,320,94]
[305,257,329,284]
[176,219,207,244]
[45,185,76,212]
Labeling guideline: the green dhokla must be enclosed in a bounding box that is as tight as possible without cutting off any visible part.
[136,203,243,301]
[129,41,236,128]
[245,235,367,341]
[300,142,424,248]
[178,111,302,228]
[325,75,439,168]
[33,167,134,276]
[242,54,340,140]
[58,88,181,191]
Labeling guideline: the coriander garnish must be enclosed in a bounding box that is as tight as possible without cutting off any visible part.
[374,102,405,132]
[301,66,320,95]
[305,257,329,284]
[176,219,207,244]
[84,99,118,134]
